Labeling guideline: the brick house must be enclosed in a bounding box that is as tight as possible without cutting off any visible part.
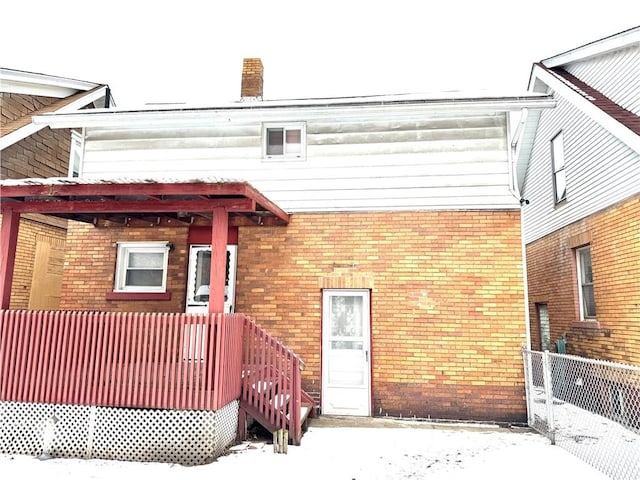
[2,59,555,424]
[0,68,111,309]
[514,27,640,366]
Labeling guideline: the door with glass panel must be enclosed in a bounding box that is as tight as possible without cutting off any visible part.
[322,289,371,416]
[185,245,237,314]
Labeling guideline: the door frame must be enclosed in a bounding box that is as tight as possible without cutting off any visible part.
[185,244,237,314]
[321,288,372,416]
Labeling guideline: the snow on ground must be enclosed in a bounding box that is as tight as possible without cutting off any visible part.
[0,419,611,479]
[530,385,640,479]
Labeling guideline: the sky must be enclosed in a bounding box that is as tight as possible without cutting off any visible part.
[0,422,611,480]
[2,1,638,108]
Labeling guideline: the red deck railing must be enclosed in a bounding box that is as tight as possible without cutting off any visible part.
[241,317,308,444]
[0,310,244,411]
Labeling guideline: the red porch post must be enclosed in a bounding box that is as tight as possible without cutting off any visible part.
[0,208,20,309]
[209,207,229,314]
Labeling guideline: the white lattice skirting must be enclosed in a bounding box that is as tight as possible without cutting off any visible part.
[0,400,239,465]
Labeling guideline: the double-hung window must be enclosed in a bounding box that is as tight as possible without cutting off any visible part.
[551,131,567,204]
[576,245,596,320]
[114,242,170,292]
[264,123,305,160]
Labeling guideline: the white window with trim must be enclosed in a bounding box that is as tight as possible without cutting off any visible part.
[68,130,84,178]
[576,245,596,320]
[263,123,305,160]
[114,242,170,292]
[551,131,567,204]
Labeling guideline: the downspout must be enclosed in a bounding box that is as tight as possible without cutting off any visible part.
[104,87,111,108]
[508,109,532,351]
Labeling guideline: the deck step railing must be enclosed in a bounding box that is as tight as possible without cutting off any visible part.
[0,310,244,411]
[240,317,314,445]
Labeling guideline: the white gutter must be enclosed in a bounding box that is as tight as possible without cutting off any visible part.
[0,86,109,151]
[33,95,556,129]
[0,68,100,97]
[533,64,640,156]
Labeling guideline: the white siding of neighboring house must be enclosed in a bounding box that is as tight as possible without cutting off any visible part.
[521,94,640,244]
[81,111,518,212]
[564,45,640,115]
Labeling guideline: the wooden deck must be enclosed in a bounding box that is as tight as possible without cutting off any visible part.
[0,309,314,446]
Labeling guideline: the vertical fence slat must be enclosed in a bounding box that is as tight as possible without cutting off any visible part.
[150,312,160,407]
[14,310,28,401]
[213,314,224,410]
[141,313,151,407]
[98,312,112,406]
[159,313,169,409]
[24,310,39,403]
[32,311,48,402]
[204,314,215,410]
[168,313,178,409]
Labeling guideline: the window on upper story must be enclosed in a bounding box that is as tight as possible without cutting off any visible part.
[576,245,596,321]
[263,123,305,160]
[551,131,567,204]
[114,242,170,293]
[68,130,83,178]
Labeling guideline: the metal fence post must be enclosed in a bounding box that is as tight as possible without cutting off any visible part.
[521,347,534,427]
[541,350,555,444]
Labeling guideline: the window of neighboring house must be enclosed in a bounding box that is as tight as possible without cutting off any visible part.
[551,131,567,204]
[264,123,305,160]
[576,245,596,320]
[69,130,83,178]
[536,303,551,351]
[114,242,170,292]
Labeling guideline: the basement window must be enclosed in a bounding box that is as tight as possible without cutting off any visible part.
[263,123,305,160]
[114,242,170,292]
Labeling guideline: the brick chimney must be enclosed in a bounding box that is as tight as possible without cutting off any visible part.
[240,58,263,101]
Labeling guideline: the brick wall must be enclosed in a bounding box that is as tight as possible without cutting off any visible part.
[0,127,72,179]
[60,210,528,422]
[527,194,640,365]
[237,210,527,422]
[60,222,189,313]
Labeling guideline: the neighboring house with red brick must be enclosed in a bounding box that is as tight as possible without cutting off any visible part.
[0,68,111,309]
[2,59,555,423]
[514,27,640,366]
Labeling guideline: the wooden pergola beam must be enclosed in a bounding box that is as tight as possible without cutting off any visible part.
[1,198,255,215]
[0,209,20,309]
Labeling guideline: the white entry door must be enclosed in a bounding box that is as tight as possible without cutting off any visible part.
[185,245,237,314]
[322,289,371,416]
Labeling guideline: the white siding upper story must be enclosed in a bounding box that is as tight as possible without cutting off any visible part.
[521,94,640,244]
[564,45,640,115]
[35,94,554,214]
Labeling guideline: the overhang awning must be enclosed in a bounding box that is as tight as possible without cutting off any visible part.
[0,177,290,227]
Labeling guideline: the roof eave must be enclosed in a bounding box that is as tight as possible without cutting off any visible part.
[0,68,103,97]
[0,86,110,151]
[32,94,556,129]
[542,26,640,68]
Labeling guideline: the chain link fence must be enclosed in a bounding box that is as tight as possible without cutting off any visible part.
[522,348,640,479]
